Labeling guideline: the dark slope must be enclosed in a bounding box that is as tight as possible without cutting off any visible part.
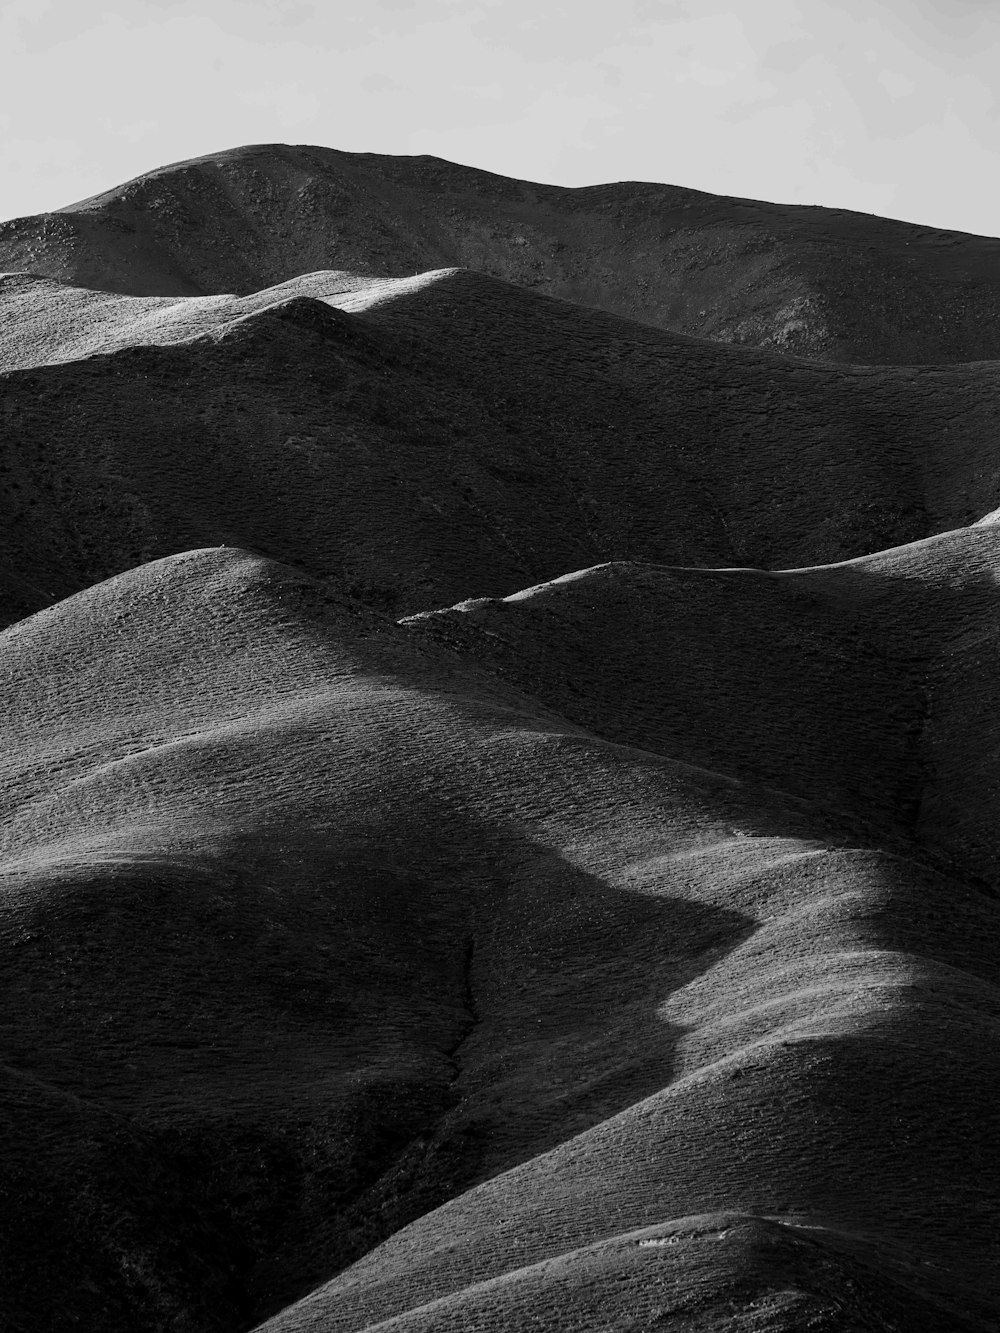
[404,561,926,839]
[404,523,1000,882]
[4,142,1000,362]
[0,546,775,1329]
[259,526,1000,1333]
[5,539,1000,1331]
[3,266,1000,629]
[6,141,1000,1333]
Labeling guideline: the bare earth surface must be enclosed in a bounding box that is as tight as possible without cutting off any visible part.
[2,146,1000,1333]
[3,265,1000,629]
[5,142,1000,362]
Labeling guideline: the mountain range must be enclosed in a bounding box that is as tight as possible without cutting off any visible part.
[2,144,1000,1333]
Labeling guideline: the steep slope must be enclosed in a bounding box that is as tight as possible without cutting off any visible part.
[4,536,1000,1331]
[3,266,1000,630]
[3,141,1000,362]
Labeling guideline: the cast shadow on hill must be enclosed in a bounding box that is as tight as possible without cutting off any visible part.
[0,798,754,1333]
[774,539,1000,889]
[231,807,755,1325]
[457,835,758,1175]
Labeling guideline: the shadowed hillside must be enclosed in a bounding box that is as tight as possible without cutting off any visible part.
[4,142,1000,362]
[404,525,1000,883]
[3,266,1000,630]
[259,526,1000,1333]
[3,540,1000,1331]
[4,142,1000,1333]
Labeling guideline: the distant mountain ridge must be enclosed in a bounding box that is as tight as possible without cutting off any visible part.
[4,141,1000,362]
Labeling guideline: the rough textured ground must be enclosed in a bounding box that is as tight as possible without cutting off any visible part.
[3,266,1000,630]
[5,141,1000,362]
[4,539,1000,1332]
[2,147,1000,1333]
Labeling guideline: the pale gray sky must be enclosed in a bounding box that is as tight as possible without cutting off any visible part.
[2,0,998,235]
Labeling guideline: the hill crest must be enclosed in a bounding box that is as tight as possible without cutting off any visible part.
[5,141,1000,362]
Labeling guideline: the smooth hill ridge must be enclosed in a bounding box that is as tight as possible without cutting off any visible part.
[4,141,1000,362]
[404,559,927,838]
[0,268,458,372]
[403,525,1000,883]
[3,265,1000,630]
[3,545,1000,1330]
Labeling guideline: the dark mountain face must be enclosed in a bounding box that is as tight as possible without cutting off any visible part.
[5,141,1000,362]
[2,265,1000,632]
[2,147,1000,1333]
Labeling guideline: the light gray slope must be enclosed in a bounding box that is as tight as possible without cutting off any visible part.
[0,268,447,372]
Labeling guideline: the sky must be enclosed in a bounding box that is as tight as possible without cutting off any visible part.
[1,0,998,235]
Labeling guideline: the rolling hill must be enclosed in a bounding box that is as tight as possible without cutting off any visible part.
[3,264,1000,632]
[4,537,1000,1331]
[2,146,1000,1333]
[4,141,1000,362]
